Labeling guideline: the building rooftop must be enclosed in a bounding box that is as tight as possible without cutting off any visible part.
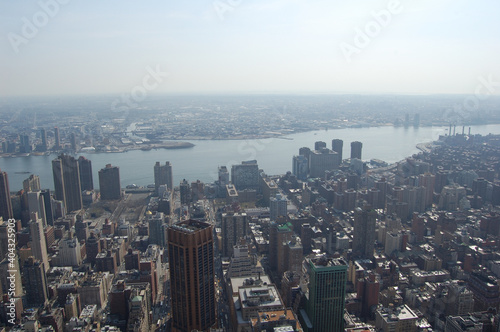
[171,219,211,233]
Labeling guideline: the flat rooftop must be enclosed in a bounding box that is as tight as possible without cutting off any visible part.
[171,219,211,233]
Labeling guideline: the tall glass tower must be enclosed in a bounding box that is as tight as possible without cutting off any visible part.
[305,256,348,332]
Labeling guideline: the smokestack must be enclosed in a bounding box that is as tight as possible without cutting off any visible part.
[468,127,471,136]
[462,126,465,135]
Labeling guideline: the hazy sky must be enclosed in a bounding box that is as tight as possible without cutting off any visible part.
[1,0,500,97]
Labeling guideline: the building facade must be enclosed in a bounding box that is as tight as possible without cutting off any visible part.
[168,220,216,332]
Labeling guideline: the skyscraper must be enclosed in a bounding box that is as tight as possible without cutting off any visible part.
[29,214,50,272]
[148,212,167,247]
[168,220,216,332]
[19,133,31,153]
[331,139,343,161]
[270,193,288,221]
[99,164,121,200]
[179,179,191,205]
[40,128,48,151]
[218,166,230,186]
[27,191,47,226]
[0,169,13,221]
[269,222,293,275]
[351,141,363,160]
[78,156,94,191]
[54,127,61,150]
[221,212,248,258]
[305,256,348,332]
[292,155,309,181]
[52,154,83,213]
[309,148,340,178]
[23,256,49,307]
[41,189,54,226]
[70,132,78,151]
[154,161,173,194]
[23,174,41,192]
[353,206,377,258]
[314,141,326,150]
[231,160,259,191]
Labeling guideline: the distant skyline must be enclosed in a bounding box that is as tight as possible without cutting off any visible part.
[1,0,500,97]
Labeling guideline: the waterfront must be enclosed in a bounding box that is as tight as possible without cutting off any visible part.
[1,124,500,191]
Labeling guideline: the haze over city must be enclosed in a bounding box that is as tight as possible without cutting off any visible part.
[2,0,500,97]
[2,1,500,332]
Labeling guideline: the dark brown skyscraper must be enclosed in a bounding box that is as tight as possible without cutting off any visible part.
[0,169,13,220]
[78,156,94,191]
[351,141,363,159]
[99,164,121,200]
[52,154,82,213]
[168,220,216,332]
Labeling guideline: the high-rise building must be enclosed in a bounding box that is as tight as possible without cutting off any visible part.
[269,222,293,276]
[331,139,343,161]
[0,169,13,221]
[86,233,101,266]
[19,133,32,153]
[231,160,259,191]
[218,166,230,186]
[54,127,61,150]
[99,164,121,200]
[309,148,340,178]
[23,256,49,308]
[56,235,82,267]
[353,206,377,258]
[41,189,54,226]
[221,212,248,258]
[299,147,311,160]
[283,236,303,276]
[260,176,278,207]
[179,179,191,205]
[70,132,78,151]
[270,193,288,221]
[419,172,435,208]
[52,154,83,213]
[357,272,380,319]
[78,156,94,191]
[148,212,168,247]
[351,141,363,160]
[154,161,173,194]
[27,191,47,226]
[40,128,48,151]
[168,220,216,332]
[23,174,41,192]
[304,256,348,332]
[292,155,309,181]
[29,214,50,272]
[314,141,326,150]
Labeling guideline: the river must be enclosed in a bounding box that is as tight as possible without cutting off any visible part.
[1,124,500,191]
